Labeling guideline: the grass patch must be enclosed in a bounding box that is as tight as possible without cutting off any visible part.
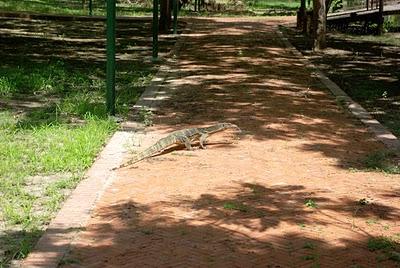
[0,0,299,17]
[332,32,400,47]
[0,113,117,265]
[245,0,299,10]
[0,59,153,265]
[367,236,400,264]
[0,0,153,16]
[304,199,318,209]
[368,236,396,251]
[298,222,306,228]
[302,254,316,260]
[366,218,379,226]
[223,202,249,212]
[303,242,316,249]
[362,151,399,174]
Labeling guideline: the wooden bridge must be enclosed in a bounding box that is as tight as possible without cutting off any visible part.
[327,0,400,25]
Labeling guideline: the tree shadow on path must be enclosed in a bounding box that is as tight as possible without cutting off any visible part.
[59,183,400,267]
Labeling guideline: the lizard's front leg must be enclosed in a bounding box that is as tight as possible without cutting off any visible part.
[180,136,193,150]
[199,133,209,149]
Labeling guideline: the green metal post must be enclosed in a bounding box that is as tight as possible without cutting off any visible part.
[106,0,116,115]
[173,0,178,34]
[152,0,159,61]
[89,0,93,15]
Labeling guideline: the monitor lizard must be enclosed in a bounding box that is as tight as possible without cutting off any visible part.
[115,122,240,169]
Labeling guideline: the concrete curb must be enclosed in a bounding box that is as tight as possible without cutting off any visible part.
[276,27,400,156]
[19,20,189,268]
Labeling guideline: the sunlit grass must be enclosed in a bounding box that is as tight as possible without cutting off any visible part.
[0,0,299,17]
[0,60,153,265]
[0,0,153,16]
[332,32,400,47]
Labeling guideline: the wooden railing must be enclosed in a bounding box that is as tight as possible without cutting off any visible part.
[338,0,398,12]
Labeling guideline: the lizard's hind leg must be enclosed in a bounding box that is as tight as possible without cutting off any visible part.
[199,133,209,149]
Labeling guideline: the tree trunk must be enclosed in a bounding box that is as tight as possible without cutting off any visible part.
[313,0,326,50]
[159,0,172,33]
[297,0,307,31]
[377,0,384,35]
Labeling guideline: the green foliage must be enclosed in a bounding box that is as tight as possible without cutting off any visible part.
[223,202,249,212]
[0,62,70,96]
[304,199,318,208]
[138,108,154,126]
[362,151,400,174]
[330,0,343,12]
[0,0,153,16]
[302,255,316,260]
[245,0,299,10]
[368,236,395,251]
[0,59,152,265]
[303,242,316,249]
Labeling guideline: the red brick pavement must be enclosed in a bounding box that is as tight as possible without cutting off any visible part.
[60,18,400,267]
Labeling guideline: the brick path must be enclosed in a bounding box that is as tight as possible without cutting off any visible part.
[61,18,400,267]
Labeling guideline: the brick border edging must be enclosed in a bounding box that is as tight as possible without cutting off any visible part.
[19,19,190,268]
[276,27,400,156]
[18,131,133,268]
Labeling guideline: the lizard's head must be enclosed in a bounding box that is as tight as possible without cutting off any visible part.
[218,122,241,132]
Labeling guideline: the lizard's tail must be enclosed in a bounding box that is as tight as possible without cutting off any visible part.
[113,140,167,170]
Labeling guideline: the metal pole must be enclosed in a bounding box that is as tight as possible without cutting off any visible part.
[89,0,93,15]
[152,0,159,61]
[173,0,178,34]
[106,0,116,115]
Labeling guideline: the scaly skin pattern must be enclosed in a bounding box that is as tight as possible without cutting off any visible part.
[116,122,240,169]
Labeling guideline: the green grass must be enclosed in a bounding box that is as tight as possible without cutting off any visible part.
[302,254,316,260]
[304,199,318,208]
[367,236,400,264]
[0,114,117,265]
[245,0,299,10]
[333,32,400,47]
[362,150,400,174]
[368,236,396,251]
[303,242,316,249]
[0,60,152,266]
[0,0,153,16]
[0,0,299,17]
[223,201,249,212]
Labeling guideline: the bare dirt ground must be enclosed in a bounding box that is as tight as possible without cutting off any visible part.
[62,17,400,267]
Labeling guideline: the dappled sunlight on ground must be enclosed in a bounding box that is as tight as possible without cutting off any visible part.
[61,17,400,267]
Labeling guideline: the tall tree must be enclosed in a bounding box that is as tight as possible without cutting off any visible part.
[159,0,172,33]
[313,0,326,50]
[298,0,307,32]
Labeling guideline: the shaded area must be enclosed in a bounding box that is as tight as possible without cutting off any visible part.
[0,15,181,266]
[0,0,153,16]
[61,183,400,267]
[151,18,386,170]
[282,25,400,138]
[58,18,400,267]
[0,16,182,125]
